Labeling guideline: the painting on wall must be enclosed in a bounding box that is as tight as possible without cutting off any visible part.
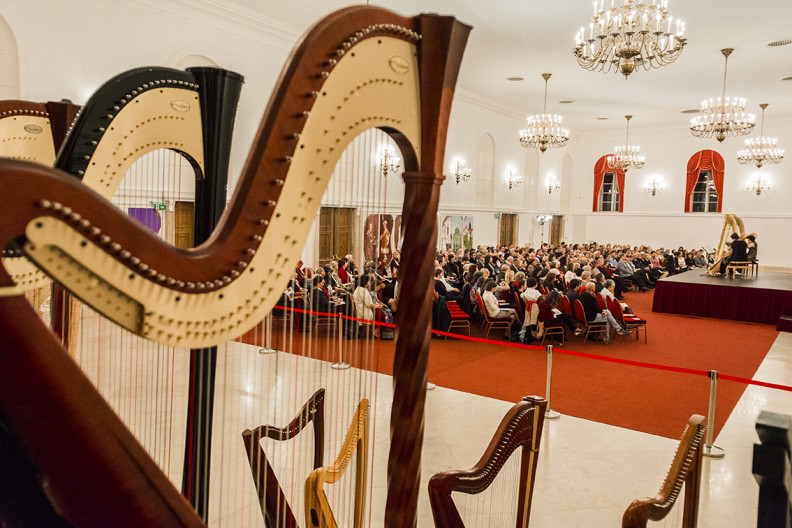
[363,214,402,267]
[440,215,474,252]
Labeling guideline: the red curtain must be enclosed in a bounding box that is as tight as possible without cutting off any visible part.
[685,150,724,212]
[593,155,625,212]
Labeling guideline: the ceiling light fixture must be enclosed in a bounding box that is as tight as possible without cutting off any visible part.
[607,115,645,172]
[519,73,569,153]
[737,104,784,169]
[574,0,687,78]
[689,48,755,142]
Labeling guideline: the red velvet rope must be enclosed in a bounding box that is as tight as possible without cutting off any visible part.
[272,303,792,393]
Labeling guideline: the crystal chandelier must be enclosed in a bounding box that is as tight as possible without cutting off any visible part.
[380,147,400,177]
[737,104,784,168]
[519,73,569,153]
[573,0,687,78]
[607,115,645,172]
[690,48,755,142]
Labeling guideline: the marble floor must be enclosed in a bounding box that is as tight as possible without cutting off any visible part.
[74,309,792,526]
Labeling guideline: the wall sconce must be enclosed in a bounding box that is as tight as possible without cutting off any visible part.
[643,178,664,196]
[746,174,772,196]
[507,169,522,190]
[380,147,401,178]
[546,176,560,194]
[451,159,471,184]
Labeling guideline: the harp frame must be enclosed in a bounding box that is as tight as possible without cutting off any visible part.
[428,396,548,528]
[0,6,470,527]
[305,398,370,528]
[622,414,706,528]
[708,213,746,275]
[242,388,326,528]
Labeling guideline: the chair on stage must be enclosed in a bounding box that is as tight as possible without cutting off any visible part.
[476,292,511,340]
[622,415,705,528]
[573,299,607,344]
[725,261,752,279]
[612,299,647,344]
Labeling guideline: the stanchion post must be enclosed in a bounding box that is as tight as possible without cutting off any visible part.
[332,313,350,370]
[258,311,277,354]
[704,369,725,458]
[544,345,561,420]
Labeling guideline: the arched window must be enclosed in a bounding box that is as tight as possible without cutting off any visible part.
[592,155,624,212]
[685,150,724,212]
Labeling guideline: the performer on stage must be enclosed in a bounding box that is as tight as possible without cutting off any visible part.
[718,233,748,274]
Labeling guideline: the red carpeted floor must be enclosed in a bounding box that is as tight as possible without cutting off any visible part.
[245,287,779,439]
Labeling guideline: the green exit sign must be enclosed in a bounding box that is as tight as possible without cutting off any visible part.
[151,202,166,211]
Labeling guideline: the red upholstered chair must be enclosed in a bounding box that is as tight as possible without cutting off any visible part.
[476,292,511,340]
[538,285,549,295]
[445,300,471,336]
[596,293,607,310]
[604,295,615,314]
[578,285,587,295]
[612,299,647,344]
[573,299,607,344]
[558,295,572,317]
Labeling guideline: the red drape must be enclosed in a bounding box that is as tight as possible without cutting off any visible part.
[593,155,625,212]
[685,150,724,212]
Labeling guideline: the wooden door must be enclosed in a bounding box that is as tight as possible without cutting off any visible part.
[550,215,564,246]
[498,213,517,247]
[319,207,355,265]
[174,201,195,249]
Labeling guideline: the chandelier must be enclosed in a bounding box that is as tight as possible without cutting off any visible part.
[451,159,471,184]
[507,169,522,190]
[380,147,400,177]
[746,175,771,196]
[737,104,784,168]
[690,48,755,142]
[607,115,645,172]
[573,0,687,78]
[643,178,664,196]
[519,73,569,153]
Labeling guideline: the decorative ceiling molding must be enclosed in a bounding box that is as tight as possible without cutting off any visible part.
[110,0,300,54]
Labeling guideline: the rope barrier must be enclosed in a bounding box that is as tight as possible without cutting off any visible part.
[270,303,792,393]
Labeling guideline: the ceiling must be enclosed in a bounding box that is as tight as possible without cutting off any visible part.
[231,0,792,134]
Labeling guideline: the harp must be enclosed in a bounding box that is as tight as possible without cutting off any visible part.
[305,398,370,528]
[708,214,745,275]
[428,396,548,528]
[0,5,470,527]
[242,388,326,527]
[622,415,706,528]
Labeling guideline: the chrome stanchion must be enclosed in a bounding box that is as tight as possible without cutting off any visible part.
[703,369,725,458]
[258,311,277,354]
[544,345,561,420]
[332,314,350,370]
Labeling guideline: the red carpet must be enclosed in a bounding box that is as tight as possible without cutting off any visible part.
[242,288,779,439]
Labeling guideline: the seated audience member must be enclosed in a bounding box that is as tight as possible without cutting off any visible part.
[337,258,352,284]
[389,251,400,277]
[311,275,337,315]
[579,283,629,344]
[719,233,749,274]
[521,277,541,304]
[674,251,688,273]
[692,249,709,268]
[435,267,462,302]
[565,278,582,306]
[617,255,653,291]
[481,279,520,338]
[601,279,633,314]
[353,274,391,323]
[529,290,576,342]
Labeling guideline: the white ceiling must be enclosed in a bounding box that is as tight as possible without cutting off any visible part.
[231,0,792,134]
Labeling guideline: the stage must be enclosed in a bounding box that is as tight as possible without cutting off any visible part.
[652,270,792,329]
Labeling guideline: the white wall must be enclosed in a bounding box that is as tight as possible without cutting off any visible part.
[5,0,790,267]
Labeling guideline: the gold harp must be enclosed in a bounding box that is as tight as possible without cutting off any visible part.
[622,415,706,528]
[0,5,470,527]
[708,214,746,275]
[428,396,548,528]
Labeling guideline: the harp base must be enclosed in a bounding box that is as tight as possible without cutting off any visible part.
[332,362,351,370]
[703,445,725,458]
[257,347,277,355]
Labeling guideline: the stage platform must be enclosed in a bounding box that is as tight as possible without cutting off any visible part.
[652,271,792,329]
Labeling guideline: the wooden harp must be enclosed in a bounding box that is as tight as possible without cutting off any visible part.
[708,213,746,275]
[0,5,470,527]
[305,398,370,528]
[428,396,548,528]
[242,388,326,528]
[622,415,706,528]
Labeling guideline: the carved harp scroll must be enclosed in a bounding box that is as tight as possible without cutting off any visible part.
[0,6,469,527]
[242,388,326,528]
[428,396,548,528]
[622,414,706,528]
